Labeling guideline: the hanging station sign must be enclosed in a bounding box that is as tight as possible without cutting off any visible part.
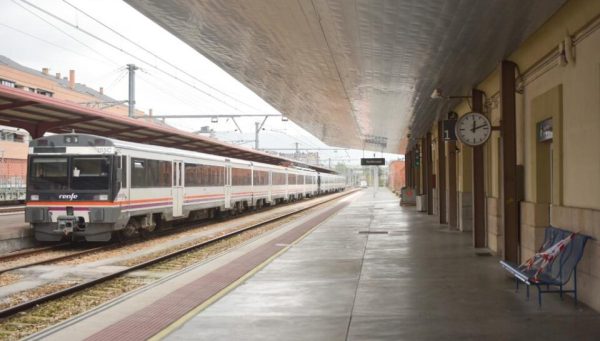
[361,158,385,166]
[537,118,553,142]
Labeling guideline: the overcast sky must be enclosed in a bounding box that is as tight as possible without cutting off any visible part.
[0,0,403,166]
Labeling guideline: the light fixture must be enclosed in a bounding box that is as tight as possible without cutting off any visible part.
[211,117,218,123]
[281,116,289,122]
[430,88,471,100]
[430,89,443,99]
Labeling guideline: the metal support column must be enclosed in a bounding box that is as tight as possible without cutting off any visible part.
[437,121,447,224]
[426,132,433,215]
[416,144,422,195]
[501,61,519,262]
[127,64,137,118]
[448,140,458,229]
[472,89,486,248]
[405,151,411,187]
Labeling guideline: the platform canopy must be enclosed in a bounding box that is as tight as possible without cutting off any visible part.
[0,85,335,173]
[125,0,566,153]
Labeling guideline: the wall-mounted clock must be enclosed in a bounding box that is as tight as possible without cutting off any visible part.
[455,112,492,147]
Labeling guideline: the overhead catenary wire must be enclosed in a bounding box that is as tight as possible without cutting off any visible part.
[137,68,230,115]
[0,22,111,66]
[62,0,267,115]
[10,0,119,66]
[18,0,265,116]
[136,70,223,116]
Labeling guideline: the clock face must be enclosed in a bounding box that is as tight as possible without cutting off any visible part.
[455,112,491,146]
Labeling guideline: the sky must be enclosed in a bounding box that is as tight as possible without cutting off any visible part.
[0,0,403,166]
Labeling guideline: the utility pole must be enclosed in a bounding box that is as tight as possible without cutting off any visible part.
[127,64,138,118]
[255,122,259,150]
[254,116,269,150]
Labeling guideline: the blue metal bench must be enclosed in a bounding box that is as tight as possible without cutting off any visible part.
[500,227,591,307]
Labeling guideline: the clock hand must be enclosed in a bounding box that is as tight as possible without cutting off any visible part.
[471,119,476,133]
[473,124,488,131]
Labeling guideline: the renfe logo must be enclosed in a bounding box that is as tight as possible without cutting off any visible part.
[59,193,79,200]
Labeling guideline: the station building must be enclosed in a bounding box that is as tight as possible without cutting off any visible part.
[0,55,146,202]
[404,0,600,311]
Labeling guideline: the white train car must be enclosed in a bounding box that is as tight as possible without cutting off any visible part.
[25,134,345,242]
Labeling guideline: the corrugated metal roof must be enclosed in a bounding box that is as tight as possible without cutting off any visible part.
[125,0,566,153]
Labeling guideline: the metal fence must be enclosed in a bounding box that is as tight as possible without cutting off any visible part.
[0,176,26,202]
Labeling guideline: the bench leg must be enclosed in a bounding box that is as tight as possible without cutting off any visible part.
[537,285,542,308]
[559,284,563,300]
[526,285,530,300]
[515,278,519,293]
[574,267,578,307]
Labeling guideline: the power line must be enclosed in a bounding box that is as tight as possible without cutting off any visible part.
[10,0,119,66]
[18,0,262,116]
[62,0,266,115]
[0,22,110,66]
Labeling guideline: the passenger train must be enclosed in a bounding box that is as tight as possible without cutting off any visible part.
[25,134,346,242]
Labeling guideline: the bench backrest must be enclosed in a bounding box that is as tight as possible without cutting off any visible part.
[542,227,591,285]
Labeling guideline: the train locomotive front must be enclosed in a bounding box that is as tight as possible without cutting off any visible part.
[25,134,126,242]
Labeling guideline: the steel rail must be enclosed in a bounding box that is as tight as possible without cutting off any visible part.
[0,245,106,274]
[0,243,70,262]
[0,192,342,274]
[0,189,357,318]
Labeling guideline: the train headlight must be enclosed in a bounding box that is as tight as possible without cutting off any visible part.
[30,194,39,201]
[94,194,109,201]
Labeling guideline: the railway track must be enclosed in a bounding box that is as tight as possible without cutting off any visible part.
[0,189,357,320]
[0,194,335,274]
[0,245,107,275]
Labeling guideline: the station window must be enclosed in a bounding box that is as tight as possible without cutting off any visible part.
[0,79,15,88]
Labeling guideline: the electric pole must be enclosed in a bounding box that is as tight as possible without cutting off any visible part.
[255,122,259,150]
[127,64,138,117]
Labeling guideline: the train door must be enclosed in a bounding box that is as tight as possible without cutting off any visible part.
[224,162,232,209]
[267,171,272,204]
[172,160,184,217]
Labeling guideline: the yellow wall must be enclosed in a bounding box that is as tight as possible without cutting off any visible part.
[441,0,600,310]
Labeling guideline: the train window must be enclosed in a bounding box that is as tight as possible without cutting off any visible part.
[29,157,69,190]
[271,172,284,185]
[131,159,145,187]
[71,156,110,190]
[288,174,297,185]
[158,161,172,187]
[184,164,225,187]
[253,170,268,186]
[232,168,251,186]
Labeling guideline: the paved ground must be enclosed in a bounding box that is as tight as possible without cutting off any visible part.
[167,187,600,340]
[0,212,32,253]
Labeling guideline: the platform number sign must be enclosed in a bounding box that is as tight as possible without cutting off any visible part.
[455,112,492,147]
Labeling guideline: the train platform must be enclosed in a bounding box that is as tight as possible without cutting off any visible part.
[0,210,33,253]
[29,188,600,340]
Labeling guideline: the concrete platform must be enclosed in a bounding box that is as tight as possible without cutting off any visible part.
[166,188,600,340]
[0,211,33,253]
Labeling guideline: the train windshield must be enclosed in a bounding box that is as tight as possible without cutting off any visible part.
[30,157,69,190]
[71,157,110,190]
[29,156,111,191]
